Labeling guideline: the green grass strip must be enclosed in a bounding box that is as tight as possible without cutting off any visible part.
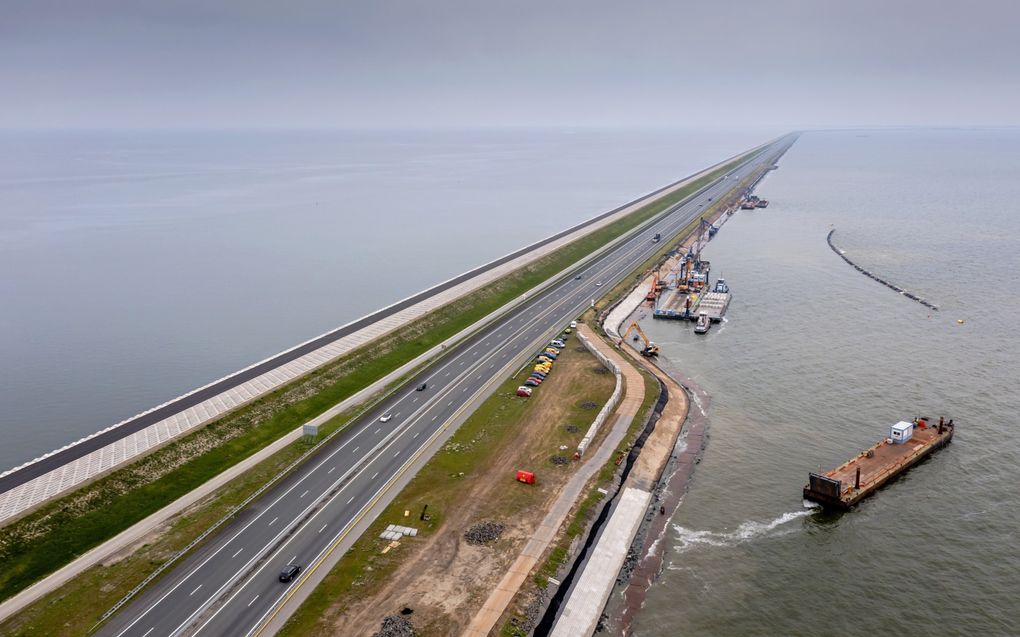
[0,151,752,606]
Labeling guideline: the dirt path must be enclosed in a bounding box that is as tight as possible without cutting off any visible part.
[618,345,690,492]
[322,341,617,636]
[464,324,647,637]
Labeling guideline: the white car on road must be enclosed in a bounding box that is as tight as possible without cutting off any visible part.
[379,413,393,422]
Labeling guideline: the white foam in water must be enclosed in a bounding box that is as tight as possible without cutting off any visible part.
[672,510,811,554]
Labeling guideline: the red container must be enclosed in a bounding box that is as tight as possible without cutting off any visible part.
[516,470,536,485]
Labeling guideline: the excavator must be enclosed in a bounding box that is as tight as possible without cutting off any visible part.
[620,321,660,357]
[645,274,659,302]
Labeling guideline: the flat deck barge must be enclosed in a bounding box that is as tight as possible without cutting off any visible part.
[804,418,954,509]
[653,288,697,320]
[697,291,731,322]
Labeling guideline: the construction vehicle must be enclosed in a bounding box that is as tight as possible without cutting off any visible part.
[646,274,659,302]
[620,321,660,357]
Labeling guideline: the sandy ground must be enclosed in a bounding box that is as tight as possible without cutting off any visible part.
[620,346,690,492]
[328,345,616,636]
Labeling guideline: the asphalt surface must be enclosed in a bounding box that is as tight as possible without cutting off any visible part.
[0,153,751,493]
[98,138,795,637]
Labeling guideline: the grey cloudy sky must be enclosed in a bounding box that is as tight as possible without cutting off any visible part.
[2,0,1018,129]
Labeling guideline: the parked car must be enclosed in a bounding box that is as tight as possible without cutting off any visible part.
[570,321,577,329]
[279,564,302,583]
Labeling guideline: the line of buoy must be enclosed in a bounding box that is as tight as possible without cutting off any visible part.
[826,229,939,311]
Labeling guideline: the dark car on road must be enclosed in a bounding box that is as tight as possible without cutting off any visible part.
[416,383,427,391]
[279,564,301,582]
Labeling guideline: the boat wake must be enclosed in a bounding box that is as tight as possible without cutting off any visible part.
[670,510,811,555]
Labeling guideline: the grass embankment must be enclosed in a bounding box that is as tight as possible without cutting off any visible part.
[0,151,752,615]
[277,340,616,636]
[499,369,661,637]
[0,399,364,637]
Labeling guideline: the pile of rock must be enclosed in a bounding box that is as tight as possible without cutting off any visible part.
[549,455,570,465]
[464,520,506,545]
[372,615,416,637]
[509,588,549,634]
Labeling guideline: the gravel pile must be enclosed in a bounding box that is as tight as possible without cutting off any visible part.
[564,423,580,433]
[464,520,506,545]
[549,455,570,465]
[509,588,549,633]
[580,400,599,410]
[372,615,416,637]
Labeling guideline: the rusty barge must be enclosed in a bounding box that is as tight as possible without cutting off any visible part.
[804,417,954,509]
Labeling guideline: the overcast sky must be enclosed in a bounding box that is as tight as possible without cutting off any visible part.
[2,0,1018,129]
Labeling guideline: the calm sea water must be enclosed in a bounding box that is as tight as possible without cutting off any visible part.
[0,127,778,471]
[634,130,1020,636]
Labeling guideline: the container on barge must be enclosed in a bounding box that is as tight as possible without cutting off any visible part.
[803,417,954,509]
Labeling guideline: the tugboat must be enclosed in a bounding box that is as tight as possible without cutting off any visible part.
[694,312,711,334]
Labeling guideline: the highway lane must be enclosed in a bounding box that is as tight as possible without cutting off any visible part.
[0,145,755,494]
[98,138,795,637]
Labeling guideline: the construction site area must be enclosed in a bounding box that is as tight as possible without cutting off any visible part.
[277,328,633,636]
[634,180,774,337]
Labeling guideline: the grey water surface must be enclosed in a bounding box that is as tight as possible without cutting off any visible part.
[634,129,1020,636]
[0,127,775,471]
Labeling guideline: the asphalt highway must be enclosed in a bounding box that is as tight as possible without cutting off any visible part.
[98,137,795,637]
[0,148,755,493]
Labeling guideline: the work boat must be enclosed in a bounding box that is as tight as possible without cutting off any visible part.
[694,312,711,334]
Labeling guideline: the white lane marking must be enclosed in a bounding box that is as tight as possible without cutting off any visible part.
[444,371,450,377]
[413,431,420,439]
[109,390,385,637]
[347,496,355,504]
[319,523,328,533]
[190,157,763,636]
[159,166,759,635]
[289,555,296,563]
[394,451,400,457]
[352,446,359,453]
[231,548,243,558]
[300,490,308,498]
[432,415,437,421]
[447,401,453,406]
[412,397,418,403]
[269,517,278,526]
[142,628,155,637]
[371,472,379,480]
[328,466,336,474]
[247,595,259,608]
[374,428,381,435]
[190,584,203,596]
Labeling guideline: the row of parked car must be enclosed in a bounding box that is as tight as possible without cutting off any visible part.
[517,322,576,397]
